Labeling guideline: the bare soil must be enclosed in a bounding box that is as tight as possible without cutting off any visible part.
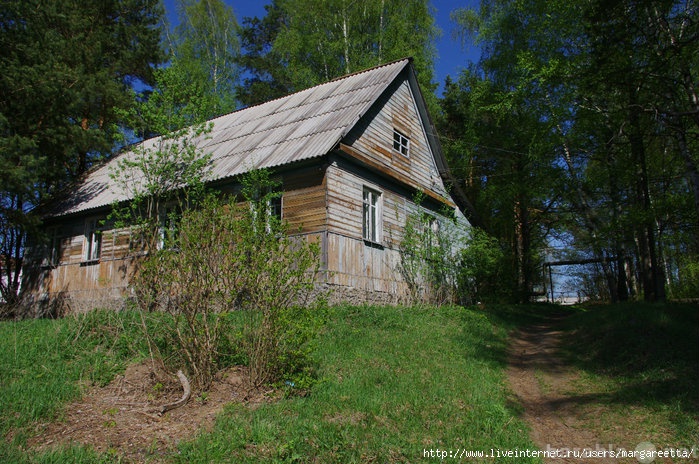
[28,361,275,463]
[507,313,617,463]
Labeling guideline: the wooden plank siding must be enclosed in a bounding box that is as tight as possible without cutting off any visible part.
[324,162,421,298]
[280,166,327,234]
[25,169,330,309]
[343,79,450,201]
[21,61,472,310]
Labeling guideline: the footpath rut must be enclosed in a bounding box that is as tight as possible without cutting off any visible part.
[506,313,616,464]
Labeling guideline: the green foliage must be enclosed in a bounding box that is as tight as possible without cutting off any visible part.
[108,124,212,242]
[561,303,699,443]
[669,254,699,300]
[1,0,163,306]
[238,0,439,110]
[132,169,325,390]
[164,0,241,122]
[444,0,699,302]
[459,227,506,304]
[398,192,467,304]
[234,1,295,107]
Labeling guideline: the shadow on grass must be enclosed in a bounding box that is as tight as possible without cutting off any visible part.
[479,302,578,331]
[559,302,699,435]
[456,303,579,374]
[473,301,698,439]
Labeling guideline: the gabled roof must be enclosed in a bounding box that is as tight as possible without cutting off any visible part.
[47,58,450,218]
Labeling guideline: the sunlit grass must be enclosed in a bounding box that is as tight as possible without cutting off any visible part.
[175,305,537,463]
[1,304,543,463]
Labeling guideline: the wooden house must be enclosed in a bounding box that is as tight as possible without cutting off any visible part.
[21,58,472,313]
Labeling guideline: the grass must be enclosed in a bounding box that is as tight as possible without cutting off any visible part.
[175,305,536,463]
[0,310,147,463]
[7,302,694,462]
[0,304,538,463]
[559,302,699,450]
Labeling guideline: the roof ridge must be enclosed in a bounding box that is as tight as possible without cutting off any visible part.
[324,57,412,84]
[209,57,412,123]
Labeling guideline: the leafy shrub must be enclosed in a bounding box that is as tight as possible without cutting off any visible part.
[133,170,326,390]
[398,192,464,305]
[458,227,505,304]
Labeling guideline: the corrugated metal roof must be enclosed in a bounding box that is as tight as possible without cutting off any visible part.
[47,59,411,218]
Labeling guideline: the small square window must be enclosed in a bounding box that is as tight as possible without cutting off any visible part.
[393,129,410,157]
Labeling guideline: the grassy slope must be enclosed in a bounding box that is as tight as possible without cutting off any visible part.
[0,305,537,463]
[0,311,147,463]
[7,303,695,462]
[560,303,699,449]
[176,305,537,463]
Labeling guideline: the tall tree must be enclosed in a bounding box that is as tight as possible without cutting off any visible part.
[445,0,697,302]
[0,0,163,306]
[235,0,294,107]
[166,0,241,119]
[441,1,571,302]
[236,0,439,109]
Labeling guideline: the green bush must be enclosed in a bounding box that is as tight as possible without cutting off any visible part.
[458,227,505,304]
[133,170,326,390]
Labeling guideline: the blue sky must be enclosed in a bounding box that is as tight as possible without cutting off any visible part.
[163,0,481,97]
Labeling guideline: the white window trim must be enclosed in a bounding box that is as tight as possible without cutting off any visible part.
[158,205,180,250]
[250,189,283,234]
[393,129,410,157]
[362,186,382,244]
[266,194,283,233]
[83,217,102,262]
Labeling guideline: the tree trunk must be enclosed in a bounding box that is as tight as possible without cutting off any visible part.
[628,90,665,301]
[674,122,699,244]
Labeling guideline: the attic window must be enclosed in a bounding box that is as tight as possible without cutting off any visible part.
[393,129,410,157]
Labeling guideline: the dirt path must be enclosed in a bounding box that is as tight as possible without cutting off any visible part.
[28,362,273,463]
[507,313,617,464]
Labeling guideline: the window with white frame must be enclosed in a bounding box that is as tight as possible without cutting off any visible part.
[83,218,102,262]
[250,189,282,233]
[362,187,382,243]
[158,206,180,250]
[44,226,62,267]
[393,129,410,157]
[267,194,282,232]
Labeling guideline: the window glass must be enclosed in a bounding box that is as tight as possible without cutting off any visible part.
[84,219,101,261]
[393,129,410,157]
[363,187,381,243]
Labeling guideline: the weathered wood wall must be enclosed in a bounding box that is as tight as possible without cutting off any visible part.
[344,78,450,200]
[21,72,470,311]
[22,170,329,312]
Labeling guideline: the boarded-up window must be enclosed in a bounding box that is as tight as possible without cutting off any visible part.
[363,187,382,243]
